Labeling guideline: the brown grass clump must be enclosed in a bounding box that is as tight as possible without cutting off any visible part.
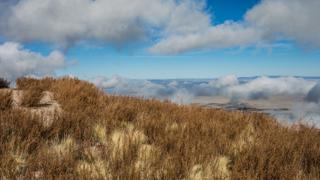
[16,77,49,107]
[20,88,44,107]
[188,156,231,180]
[134,144,160,178]
[50,136,77,158]
[231,122,257,155]
[76,159,112,179]
[1,77,320,179]
[0,90,12,110]
[110,124,147,161]
[16,77,54,91]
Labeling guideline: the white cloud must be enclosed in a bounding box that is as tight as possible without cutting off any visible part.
[273,102,320,128]
[1,0,208,48]
[213,74,239,88]
[92,75,319,105]
[0,42,66,80]
[92,75,193,104]
[188,76,317,100]
[226,76,316,100]
[4,0,257,54]
[150,21,263,54]
[1,0,319,53]
[93,75,124,89]
[246,0,320,47]
[151,0,320,54]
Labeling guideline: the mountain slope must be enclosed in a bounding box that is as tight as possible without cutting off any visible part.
[0,77,319,179]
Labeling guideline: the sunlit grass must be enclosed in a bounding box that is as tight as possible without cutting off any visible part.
[0,77,319,179]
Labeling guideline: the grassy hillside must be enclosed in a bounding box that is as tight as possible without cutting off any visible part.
[0,77,320,179]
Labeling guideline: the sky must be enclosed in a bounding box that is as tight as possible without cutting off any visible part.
[0,0,320,80]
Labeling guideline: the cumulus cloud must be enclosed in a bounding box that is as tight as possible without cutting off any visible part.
[2,0,319,53]
[0,42,66,80]
[246,0,320,47]
[152,0,320,54]
[1,0,209,48]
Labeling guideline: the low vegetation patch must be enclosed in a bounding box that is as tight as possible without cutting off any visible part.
[0,78,10,89]
[0,77,320,179]
[0,90,12,110]
[20,88,44,107]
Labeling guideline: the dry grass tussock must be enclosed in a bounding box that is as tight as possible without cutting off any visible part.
[0,90,13,111]
[0,77,320,179]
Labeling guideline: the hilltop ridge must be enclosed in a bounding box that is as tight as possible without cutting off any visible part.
[0,77,320,179]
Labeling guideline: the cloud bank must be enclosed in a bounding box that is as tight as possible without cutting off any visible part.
[93,75,193,104]
[306,84,320,103]
[1,0,319,53]
[92,75,320,126]
[0,42,66,81]
[226,76,316,100]
[93,75,317,102]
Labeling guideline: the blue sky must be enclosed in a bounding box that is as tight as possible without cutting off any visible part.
[0,0,320,80]
[207,0,260,23]
[54,44,320,79]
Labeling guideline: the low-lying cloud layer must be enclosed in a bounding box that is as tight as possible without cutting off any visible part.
[226,76,315,100]
[93,75,194,104]
[94,75,317,101]
[306,84,320,103]
[93,75,320,126]
[0,42,66,81]
[0,0,319,53]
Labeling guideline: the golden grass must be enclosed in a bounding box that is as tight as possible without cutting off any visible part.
[0,77,320,179]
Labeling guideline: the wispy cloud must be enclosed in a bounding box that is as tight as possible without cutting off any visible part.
[149,22,263,54]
